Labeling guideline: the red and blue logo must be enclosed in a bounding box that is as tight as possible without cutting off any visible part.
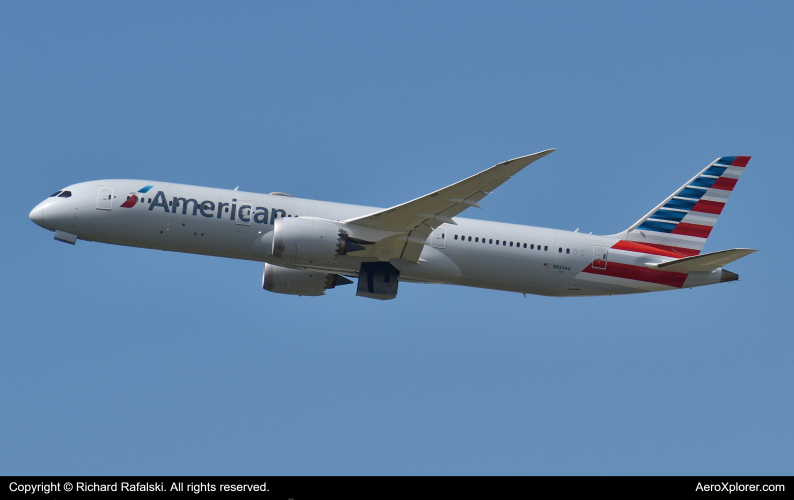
[120,185,154,208]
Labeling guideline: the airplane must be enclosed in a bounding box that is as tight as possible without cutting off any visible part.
[29,150,756,300]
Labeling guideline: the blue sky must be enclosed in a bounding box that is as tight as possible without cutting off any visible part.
[1,1,792,475]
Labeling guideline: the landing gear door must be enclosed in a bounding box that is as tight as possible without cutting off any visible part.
[97,187,113,210]
[431,226,446,249]
[593,246,608,270]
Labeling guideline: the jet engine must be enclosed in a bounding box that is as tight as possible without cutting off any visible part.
[262,263,353,296]
[271,217,367,262]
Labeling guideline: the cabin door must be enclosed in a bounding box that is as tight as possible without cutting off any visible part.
[431,226,446,248]
[97,187,113,210]
[593,246,608,270]
[236,201,253,226]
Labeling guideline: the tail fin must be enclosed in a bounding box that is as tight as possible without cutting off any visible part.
[616,156,750,257]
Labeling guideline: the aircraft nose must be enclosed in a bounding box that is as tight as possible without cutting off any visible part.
[29,204,44,227]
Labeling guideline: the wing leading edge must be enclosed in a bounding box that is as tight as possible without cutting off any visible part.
[344,149,556,262]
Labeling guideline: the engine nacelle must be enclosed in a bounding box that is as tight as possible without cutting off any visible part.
[271,217,366,262]
[262,263,353,296]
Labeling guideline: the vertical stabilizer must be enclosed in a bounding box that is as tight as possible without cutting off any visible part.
[616,156,750,257]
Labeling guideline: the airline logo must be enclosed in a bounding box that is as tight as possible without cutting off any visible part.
[635,156,749,241]
[120,185,154,208]
[624,156,751,257]
[127,189,289,225]
[582,156,750,289]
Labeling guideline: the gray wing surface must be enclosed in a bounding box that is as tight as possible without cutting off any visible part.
[345,149,555,262]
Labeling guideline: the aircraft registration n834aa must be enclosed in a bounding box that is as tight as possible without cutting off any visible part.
[29,150,756,300]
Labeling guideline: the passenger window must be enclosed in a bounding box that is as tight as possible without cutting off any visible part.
[558,247,562,253]
[468,236,472,242]
[531,244,534,249]
[475,237,479,242]
[489,239,493,244]
[148,198,152,203]
[503,241,506,246]
[496,240,499,245]
[566,248,570,254]
[510,242,513,247]
[454,235,458,240]
[523,243,527,248]
[544,246,548,251]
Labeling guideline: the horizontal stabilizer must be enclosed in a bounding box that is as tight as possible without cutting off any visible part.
[645,248,756,272]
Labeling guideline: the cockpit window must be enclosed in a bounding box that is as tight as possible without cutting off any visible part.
[49,191,62,197]
[57,191,72,198]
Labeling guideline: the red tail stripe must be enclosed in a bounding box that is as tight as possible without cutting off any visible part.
[711,177,737,191]
[691,200,724,214]
[731,156,751,167]
[671,222,713,238]
[611,240,699,257]
[582,262,688,288]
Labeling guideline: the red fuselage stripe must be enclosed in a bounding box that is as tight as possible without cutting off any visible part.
[611,240,699,257]
[582,262,688,288]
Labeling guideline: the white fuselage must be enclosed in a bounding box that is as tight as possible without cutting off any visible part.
[30,179,729,297]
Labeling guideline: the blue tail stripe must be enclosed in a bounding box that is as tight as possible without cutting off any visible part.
[664,198,697,211]
[637,220,677,233]
[715,156,736,165]
[703,165,728,177]
[138,185,154,193]
[651,209,687,222]
[689,177,718,189]
[679,187,707,199]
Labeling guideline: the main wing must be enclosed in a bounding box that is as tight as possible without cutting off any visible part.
[345,149,555,262]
